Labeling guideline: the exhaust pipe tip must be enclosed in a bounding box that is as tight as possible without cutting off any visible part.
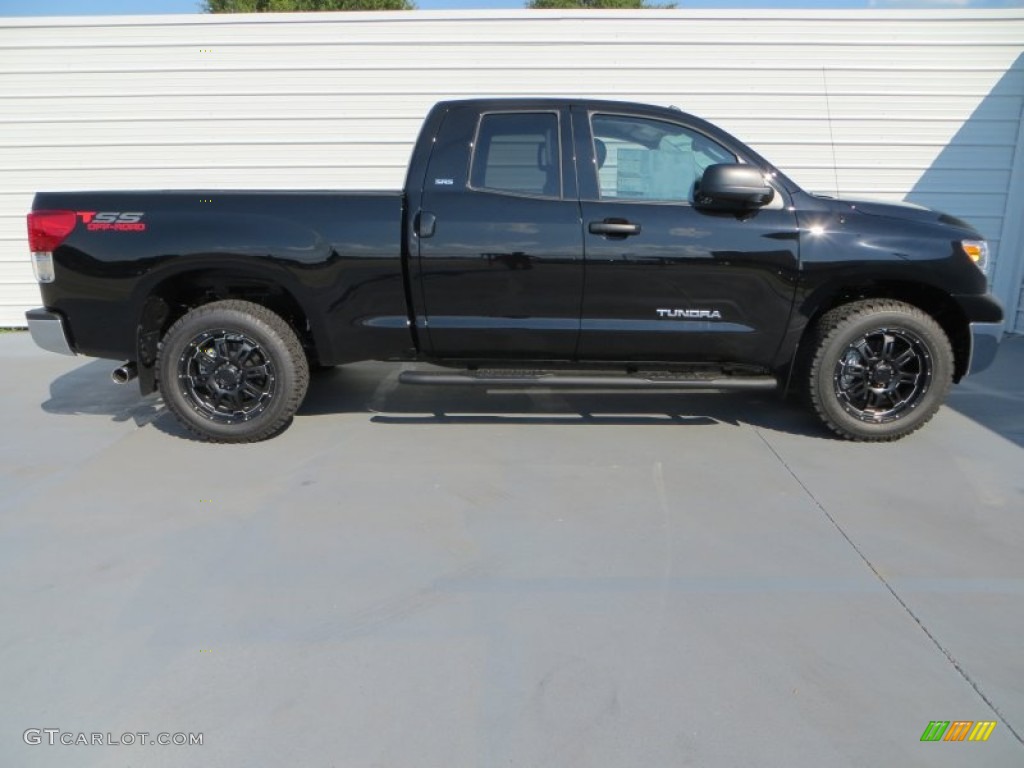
[112,362,138,384]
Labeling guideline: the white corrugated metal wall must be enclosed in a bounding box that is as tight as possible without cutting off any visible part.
[0,9,1022,330]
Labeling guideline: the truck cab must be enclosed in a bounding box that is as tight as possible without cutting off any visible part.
[407,99,800,368]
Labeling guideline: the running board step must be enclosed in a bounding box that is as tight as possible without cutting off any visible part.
[399,371,778,391]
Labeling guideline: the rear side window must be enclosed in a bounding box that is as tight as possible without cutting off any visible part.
[470,112,561,198]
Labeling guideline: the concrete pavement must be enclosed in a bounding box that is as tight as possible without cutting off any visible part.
[1,331,1022,767]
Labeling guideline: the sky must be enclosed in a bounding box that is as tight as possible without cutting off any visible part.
[0,0,1021,16]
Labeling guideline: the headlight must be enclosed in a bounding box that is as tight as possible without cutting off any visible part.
[962,240,989,274]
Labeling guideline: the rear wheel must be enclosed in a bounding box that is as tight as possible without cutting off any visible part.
[157,300,309,442]
[806,299,953,441]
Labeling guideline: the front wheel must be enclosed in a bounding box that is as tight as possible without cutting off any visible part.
[805,300,953,441]
[157,300,309,442]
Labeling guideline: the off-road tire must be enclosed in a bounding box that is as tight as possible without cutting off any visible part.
[157,300,309,443]
[805,299,953,442]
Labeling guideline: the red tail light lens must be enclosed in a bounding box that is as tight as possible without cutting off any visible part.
[27,210,77,252]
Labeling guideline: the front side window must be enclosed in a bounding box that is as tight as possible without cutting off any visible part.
[590,114,736,203]
[470,112,561,198]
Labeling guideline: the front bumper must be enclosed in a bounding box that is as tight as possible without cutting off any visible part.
[26,308,75,356]
[952,293,1004,377]
[967,320,1004,376]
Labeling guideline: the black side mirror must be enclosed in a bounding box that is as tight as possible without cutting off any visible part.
[696,164,774,209]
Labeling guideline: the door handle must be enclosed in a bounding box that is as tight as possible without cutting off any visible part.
[589,219,641,237]
[416,211,437,238]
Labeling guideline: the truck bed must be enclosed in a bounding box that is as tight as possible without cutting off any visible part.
[31,190,412,365]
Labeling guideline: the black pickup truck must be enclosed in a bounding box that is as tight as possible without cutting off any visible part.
[26,98,1004,443]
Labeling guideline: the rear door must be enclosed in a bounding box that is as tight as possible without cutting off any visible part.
[573,107,800,367]
[415,106,584,359]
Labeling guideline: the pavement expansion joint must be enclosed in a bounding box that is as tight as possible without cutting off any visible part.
[753,428,1024,749]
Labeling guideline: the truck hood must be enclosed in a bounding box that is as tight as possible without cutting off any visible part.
[812,194,981,237]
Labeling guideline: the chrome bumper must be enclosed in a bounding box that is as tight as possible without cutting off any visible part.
[26,308,76,356]
[966,320,1004,377]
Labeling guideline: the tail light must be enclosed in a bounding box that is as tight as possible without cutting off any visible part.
[28,210,77,252]
[27,210,77,283]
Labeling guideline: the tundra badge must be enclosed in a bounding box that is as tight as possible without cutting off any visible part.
[656,309,723,320]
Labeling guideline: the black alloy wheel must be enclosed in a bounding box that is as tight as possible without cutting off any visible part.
[178,329,277,424]
[157,300,309,442]
[806,299,953,441]
[833,327,933,424]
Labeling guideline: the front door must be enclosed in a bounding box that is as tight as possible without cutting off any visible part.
[574,109,800,368]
